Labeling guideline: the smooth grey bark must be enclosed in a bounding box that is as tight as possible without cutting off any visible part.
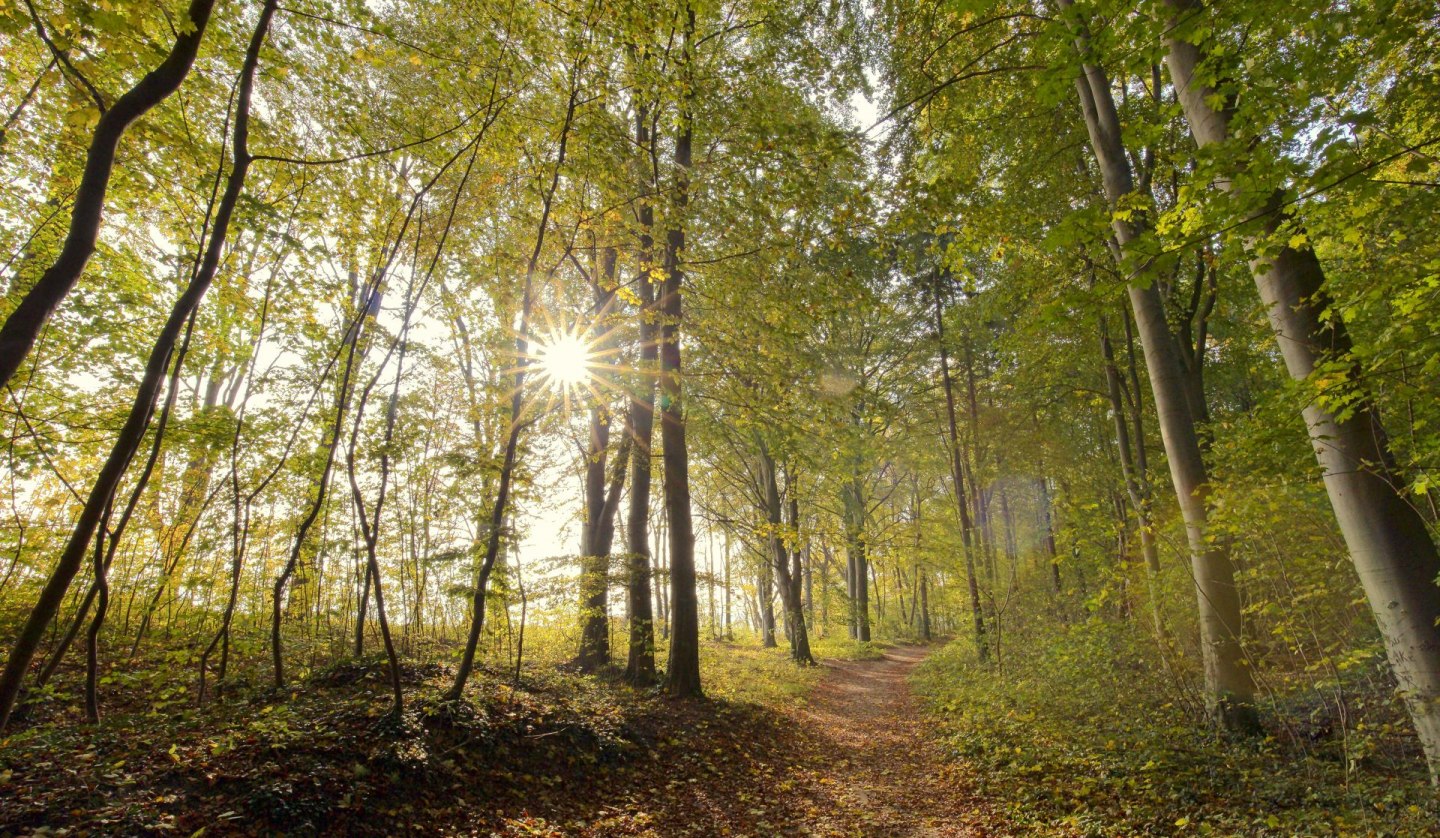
[623,90,660,686]
[1099,314,1165,638]
[841,474,871,642]
[759,546,778,647]
[757,442,813,664]
[1058,0,1257,730]
[1164,0,1440,777]
[577,247,626,672]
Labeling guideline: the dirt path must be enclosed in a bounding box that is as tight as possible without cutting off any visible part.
[781,645,1005,837]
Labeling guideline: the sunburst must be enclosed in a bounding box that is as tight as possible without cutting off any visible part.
[534,331,594,389]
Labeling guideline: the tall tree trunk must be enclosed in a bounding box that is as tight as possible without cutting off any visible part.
[932,278,987,660]
[448,69,579,702]
[0,0,219,391]
[1164,1,1440,772]
[1037,476,1061,593]
[624,87,660,686]
[842,476,871,642]
[802,543,813,631]
[1100,314,1165,638]
[919,573,932,642]
[658,3,702,698]
[759,552,778,647]
[1061,0,1258,731]
[758,442,813,664]
[0,0,273,728]
[724,533,733,640]
[577,247,623,672]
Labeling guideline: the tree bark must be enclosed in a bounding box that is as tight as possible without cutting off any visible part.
[1060,0,1257,730]
[932,279,987,660]
[0,0,219,391]
[577,246,624,672]
[657,3,702,698]
[624,118,659,683]
[1100,314,1165,638]
[758,442,813,664]
[1164,0,1440,772]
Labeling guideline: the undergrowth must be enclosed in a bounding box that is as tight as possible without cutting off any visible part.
[911,618,1438,837]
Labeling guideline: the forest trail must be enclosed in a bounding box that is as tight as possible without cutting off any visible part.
[780,644,1005,837]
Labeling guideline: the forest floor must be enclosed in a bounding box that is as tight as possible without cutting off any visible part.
[468,643,1009,837]
[0,641,1016,837]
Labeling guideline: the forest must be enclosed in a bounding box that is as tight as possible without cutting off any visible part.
[1,0,1439,833]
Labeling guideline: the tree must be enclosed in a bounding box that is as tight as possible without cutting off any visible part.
[1162,0,1440,777]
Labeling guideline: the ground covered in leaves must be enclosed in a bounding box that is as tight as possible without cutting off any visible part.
[0,639,1006,837]
[6,634,1435,836]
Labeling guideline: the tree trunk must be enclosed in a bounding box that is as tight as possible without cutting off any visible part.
[932,278,987,660]
[1165,2,1440,772]
[659,3,701,698]
[1037,476,1061,593]
[577,247,624,672]
[1062,0,1258,731]
[759,553,777,647]
[1100,314,1165,638]
[0,0,219,391]
[623,62,658,685]
[448,71,579,702]
[759,442,813,664]
[842,477,871,642]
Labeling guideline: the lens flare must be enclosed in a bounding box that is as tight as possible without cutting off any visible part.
[534,332,593,388]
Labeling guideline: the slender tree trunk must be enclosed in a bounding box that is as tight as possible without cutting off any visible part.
[724,533,733,640]
[759,553,777,647]
[1037,476,1061,593]
[0,0,219,391]
[624,190,659,683]
[577,247,621,672]
[658,3,702,698]
[1100,314,1165,637]
[1061,0,1257,730]
[932,279,987,660]
[621,86,660,688]
[802,544,813,631]
[0,0,272,728]
[758,442,813,663]
[83,502,112,722]
[449,69,579,702]
[33,309,196,699]
[842,477,871,642]
[1165,2,1440,772]
[919,573,932,642]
